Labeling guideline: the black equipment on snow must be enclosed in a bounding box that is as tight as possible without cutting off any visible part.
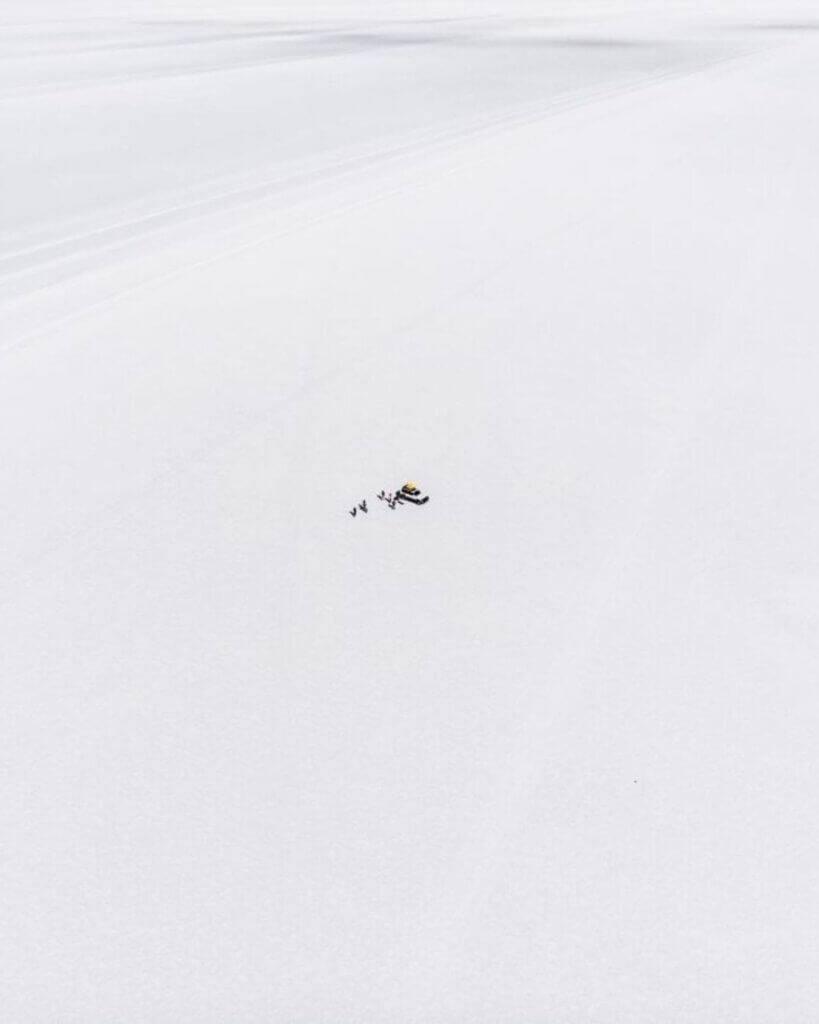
[395,482,430,505]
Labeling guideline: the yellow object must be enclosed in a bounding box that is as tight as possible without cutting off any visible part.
[403,481,418,490]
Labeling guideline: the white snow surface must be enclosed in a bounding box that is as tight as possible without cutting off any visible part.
[2,2,819,1021]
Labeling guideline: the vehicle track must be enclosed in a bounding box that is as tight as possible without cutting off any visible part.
[0,41,757,322]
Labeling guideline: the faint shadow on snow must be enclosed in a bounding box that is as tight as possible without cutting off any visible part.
[726,21,819,33]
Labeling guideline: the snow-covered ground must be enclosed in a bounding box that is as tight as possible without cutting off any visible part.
[2,3,818,1021]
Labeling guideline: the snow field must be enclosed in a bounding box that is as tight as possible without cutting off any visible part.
[1,5,818,1022]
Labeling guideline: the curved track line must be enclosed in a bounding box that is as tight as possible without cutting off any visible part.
[0,43,759,352]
